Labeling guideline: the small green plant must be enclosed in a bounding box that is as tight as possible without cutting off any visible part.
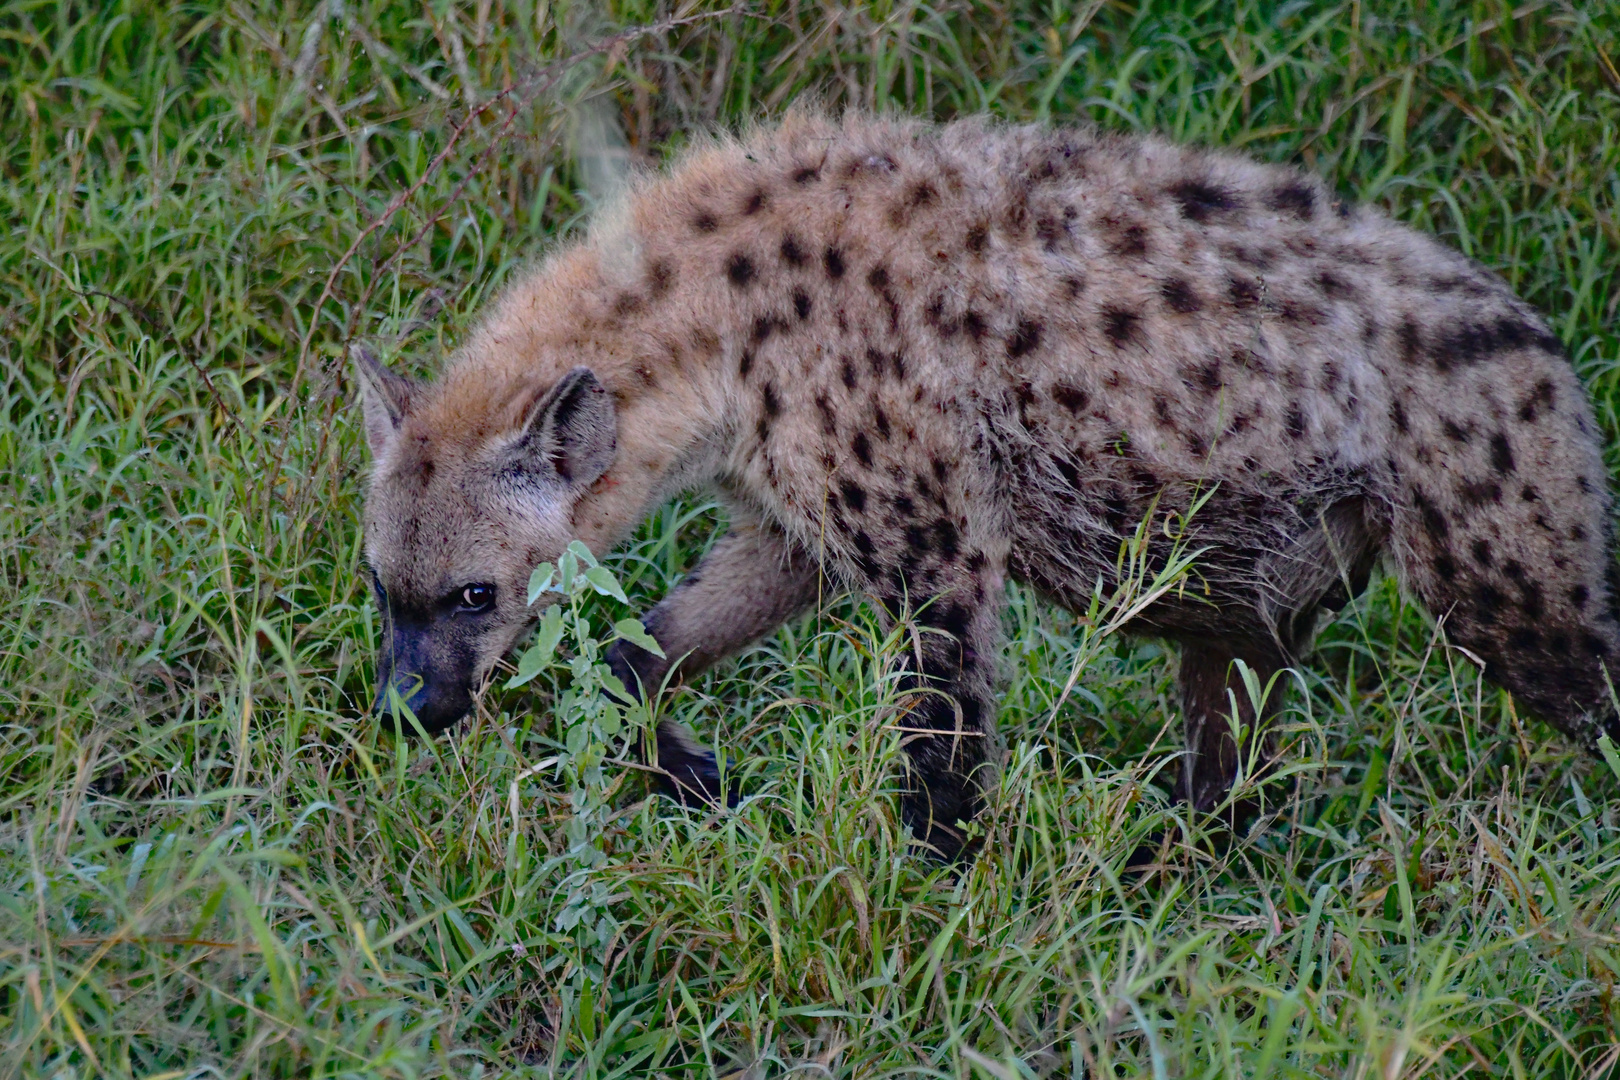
[509,541,664,987]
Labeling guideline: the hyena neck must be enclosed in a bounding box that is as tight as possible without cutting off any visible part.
[432,239,758,555]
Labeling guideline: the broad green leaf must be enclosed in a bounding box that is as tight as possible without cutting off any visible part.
[612,618,664,657]
[1601,735,1620,784]
[566,539,597,567]
[584,565,628,603]
[507,607,565,688]
[526,562,556,604]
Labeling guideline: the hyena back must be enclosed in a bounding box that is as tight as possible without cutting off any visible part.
[358,112,1620,859]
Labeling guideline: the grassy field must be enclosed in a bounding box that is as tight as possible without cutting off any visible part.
[4,0,1620,1075]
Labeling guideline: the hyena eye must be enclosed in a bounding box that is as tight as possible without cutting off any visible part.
[457,583,496,613]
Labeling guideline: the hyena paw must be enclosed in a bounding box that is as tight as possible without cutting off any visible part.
[653,719,739,808]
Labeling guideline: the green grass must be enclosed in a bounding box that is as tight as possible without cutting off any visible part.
[4,0,1620,1075]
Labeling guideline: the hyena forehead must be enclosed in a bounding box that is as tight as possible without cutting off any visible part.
[359,363,619,604]
[363,444,540,601]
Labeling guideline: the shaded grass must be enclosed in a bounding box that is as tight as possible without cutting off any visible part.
[2,0,1620,1075]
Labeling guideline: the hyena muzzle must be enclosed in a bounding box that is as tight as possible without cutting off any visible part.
[357,112,1620,860]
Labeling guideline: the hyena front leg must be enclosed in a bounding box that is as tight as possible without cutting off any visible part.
[605,517,823,803]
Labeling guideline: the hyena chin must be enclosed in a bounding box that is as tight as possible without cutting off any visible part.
[358,111,1620,860]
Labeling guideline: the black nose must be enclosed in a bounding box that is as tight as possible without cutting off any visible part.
[373,657,474,736]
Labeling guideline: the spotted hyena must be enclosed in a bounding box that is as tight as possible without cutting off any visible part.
[357,111,1620,859]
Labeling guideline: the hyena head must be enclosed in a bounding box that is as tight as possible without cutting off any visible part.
[353,348,617,734]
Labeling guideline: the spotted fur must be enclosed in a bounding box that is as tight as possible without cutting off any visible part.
[359,112,1620,859]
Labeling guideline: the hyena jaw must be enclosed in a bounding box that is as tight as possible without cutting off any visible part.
[360,111,1620,862]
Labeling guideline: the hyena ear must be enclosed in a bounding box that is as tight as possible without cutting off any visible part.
[353,345,417,455]
[511,367,617,490]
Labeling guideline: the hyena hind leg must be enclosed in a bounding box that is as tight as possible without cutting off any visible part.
[1175,639,1291,826]
[605,517,825,805]
[1173,496,1381,829]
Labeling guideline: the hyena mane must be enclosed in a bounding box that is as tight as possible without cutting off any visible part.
[357,110,1620,859]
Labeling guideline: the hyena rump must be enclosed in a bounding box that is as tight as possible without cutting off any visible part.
[358,112,1620,859]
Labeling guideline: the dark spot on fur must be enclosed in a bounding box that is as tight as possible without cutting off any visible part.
[1063,275,1085,298]
[753,315,780,343]
[875,407,891,441]
[1102,308,1141,347]
[1430,316,1563,370]
[841,358,858,390]
[932,458,950,483]
[1475,583,1505,622]
[1459,479,1502,507]
[1052,383,1089,414]
[963,311,988,341]
[793,290,812,321]
[780,234,808,268]
[815,393,837,435]
[867,265,890,291]
[613,292,643,317]
[1035,215,1067,252]
[1007,319,1043,358]
[1153,395,1174,426]
[1413,488,1448,539]
[839,479,867,513]
[1228,276,1260,308]
[852,432,873,467]
[1168,178,1241,222]
[762,383,781,418]
[738,350,754,379]
[744,188,768,215]
[1315,269,1354,298]
[1397,317,1422,364]
[909,181,936,207]
[823,247,845,280]
[793,164,821,184]
[1518,379,1556,422]
[931,519,960,561]
[1183,359,1222,393]
[1572,584,1590,609]
[1489,432,1515,474]
[1269,180,1315,219]
[1285,404,1307,439]
[727,253,756,288]
[853,530,875,555]
[1435,554,1457,580]
[693,212,718,233]
[1471,538,1492,566]
[1160,276,1202,314]
[1107,221,1149,257]
[1442,418,1472,443]
[1274,296,1327,325]
[647,259,675,298]
[1233,243,1280,270]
